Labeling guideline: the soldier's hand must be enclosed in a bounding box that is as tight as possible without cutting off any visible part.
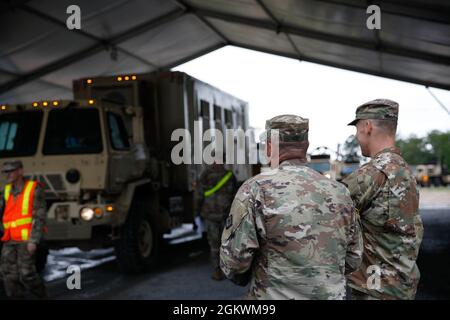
[27,242,37,254]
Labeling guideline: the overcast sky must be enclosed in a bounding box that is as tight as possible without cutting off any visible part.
[174,46,450,153]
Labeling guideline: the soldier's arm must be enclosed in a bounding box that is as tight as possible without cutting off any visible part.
[30,185,47,244]
[220,182,259,285]
[195,170,208,211]
[0,196,4,215]
[0,197,4,235]
[342,165,386,213]
[345,205,363,274]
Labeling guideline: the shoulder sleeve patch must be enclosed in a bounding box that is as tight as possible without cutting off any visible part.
[221,195,252,242]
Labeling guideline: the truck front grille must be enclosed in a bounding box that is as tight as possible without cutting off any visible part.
[27,174,67,197]
[46,174,66,191]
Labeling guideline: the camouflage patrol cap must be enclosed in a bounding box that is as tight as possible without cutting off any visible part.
[348,99,399,126]
[265,114,309,142]
[1,160,23,173]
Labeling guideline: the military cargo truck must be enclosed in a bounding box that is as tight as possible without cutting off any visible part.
[0,71,252,273]
[415,163,449,187]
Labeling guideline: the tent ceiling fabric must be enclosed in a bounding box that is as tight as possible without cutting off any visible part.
[1,0,449,103]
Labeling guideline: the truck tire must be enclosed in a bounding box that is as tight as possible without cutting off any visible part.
[114,203,160,273]
[432,177,441,187]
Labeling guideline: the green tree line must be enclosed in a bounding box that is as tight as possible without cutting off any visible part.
[397,130,450,168]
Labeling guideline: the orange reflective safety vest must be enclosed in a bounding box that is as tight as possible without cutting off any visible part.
[1,180,37,242]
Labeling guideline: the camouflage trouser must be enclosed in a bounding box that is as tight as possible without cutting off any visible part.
[1,242,47,299]
[205,219,225,270]
[350,288,379,300]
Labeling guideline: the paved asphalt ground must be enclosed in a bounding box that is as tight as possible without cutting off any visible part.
[416,209,450,299]
[0,207,449,300]
[45,207,450,300]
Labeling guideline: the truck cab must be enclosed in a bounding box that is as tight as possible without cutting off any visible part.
[0,100,148,245]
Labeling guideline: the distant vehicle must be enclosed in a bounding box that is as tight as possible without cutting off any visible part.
[415,163,449,187]
[334,160,360,182]
[0,71,253,273]
[307,147,334,179]
[307,146,362,182]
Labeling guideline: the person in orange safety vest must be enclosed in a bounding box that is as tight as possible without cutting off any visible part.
[0,160,47,299]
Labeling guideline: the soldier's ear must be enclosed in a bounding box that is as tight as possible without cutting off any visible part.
[365,120,373,135]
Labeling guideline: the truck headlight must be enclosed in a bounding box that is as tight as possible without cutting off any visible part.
[325,173,331,179]
[80,207,94,221]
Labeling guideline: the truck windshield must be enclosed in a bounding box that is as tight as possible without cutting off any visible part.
[0,111,43,158]
[43,109,103,155]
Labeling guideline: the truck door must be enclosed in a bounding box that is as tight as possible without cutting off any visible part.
[105,109,136,192]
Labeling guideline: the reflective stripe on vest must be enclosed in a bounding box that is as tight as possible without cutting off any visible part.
[22,181,34,215]
[204,171,233,198]
[4,184,11,202]
[3,217,33,229]
[21,229,29,241]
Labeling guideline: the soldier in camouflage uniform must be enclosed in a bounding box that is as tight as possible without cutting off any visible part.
[220,115,363,299]
[343,99,424,300]
[197,161,237,280]
[0,160,47,299]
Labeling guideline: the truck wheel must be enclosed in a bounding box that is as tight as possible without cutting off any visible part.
[36,245,49,274]
[114,204,160,273]
[432,177,441,187]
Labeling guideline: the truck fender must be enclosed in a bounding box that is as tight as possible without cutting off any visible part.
[112,179,151,227]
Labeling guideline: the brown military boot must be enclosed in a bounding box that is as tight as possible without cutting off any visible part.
[211,268,225,281]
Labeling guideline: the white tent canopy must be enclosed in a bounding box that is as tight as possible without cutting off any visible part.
[1,0,450,103]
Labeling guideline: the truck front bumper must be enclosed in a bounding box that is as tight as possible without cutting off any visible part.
[44,202,114,241]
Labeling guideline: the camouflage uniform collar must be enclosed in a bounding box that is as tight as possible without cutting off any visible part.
[279,159,307,167]
[373,146,401,158]
[10,179,29,195]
